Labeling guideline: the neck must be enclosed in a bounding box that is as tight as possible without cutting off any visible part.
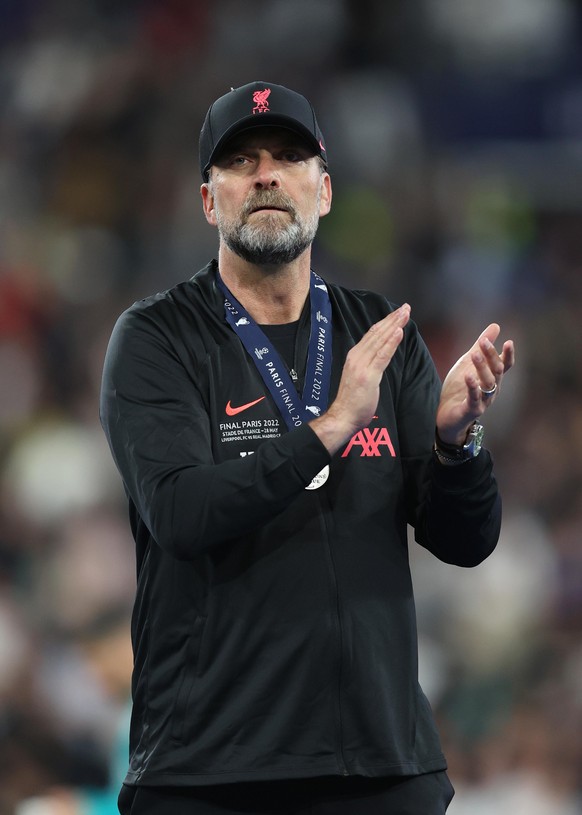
[217,246,311,324]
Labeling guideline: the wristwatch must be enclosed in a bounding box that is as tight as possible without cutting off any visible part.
[434,421,484,466]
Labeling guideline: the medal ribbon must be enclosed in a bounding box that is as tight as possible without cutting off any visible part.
[217,270,333,431]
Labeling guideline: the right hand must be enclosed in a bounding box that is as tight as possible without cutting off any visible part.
[311,304,410,455]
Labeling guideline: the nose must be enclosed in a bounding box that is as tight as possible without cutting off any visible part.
[253,153,280,189]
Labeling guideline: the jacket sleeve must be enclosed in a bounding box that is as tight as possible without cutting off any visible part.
[99,307,330,560]
[398,323,501,567]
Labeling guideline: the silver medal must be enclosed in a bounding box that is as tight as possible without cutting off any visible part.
[305,464,330,490]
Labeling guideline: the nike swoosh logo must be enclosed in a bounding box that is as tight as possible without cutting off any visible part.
[225,396,266,416]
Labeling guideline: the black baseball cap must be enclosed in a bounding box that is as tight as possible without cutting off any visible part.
[199,81,327,181]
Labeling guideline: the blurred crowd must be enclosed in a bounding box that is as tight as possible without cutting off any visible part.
[1,0,582,813]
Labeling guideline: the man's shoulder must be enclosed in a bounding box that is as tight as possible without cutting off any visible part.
[103,261,226,381]
[121,261,218,324]
[326,279,426,358]
[327,279,399,321]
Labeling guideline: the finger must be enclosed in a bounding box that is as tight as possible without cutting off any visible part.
[467,324,501,381]
[501,340,515,372]
[369,304,410,336]
[478,336,505,379]
[470,347,498,392]
[377,306,410,358]
[375,327,404,364]
[361,304,410,356]
[476,323,501,347]
[465,372,483,408]
[344,312,408,384]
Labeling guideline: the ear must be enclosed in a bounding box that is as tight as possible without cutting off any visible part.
[201,183,217,227]
[319,173,332,218]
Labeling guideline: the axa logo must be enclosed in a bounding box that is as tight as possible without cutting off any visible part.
[341,426,396,458]
[252,88,271,114]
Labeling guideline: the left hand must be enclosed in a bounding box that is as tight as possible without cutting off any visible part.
[436,323,515,446]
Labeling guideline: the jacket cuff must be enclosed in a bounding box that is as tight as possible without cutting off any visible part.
[431,447,493,489]
[277,423,332,485]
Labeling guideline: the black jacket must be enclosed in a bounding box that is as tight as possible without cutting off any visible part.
[100,261,501,786]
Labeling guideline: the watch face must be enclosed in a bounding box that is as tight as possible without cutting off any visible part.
[464,423,484,457]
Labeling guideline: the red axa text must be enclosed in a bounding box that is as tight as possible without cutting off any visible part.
[341,427,396,458]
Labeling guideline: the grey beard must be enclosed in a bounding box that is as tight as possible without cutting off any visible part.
[221,215,317,265]
[215,188,321,266]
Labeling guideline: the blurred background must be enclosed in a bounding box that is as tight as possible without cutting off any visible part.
[1,0,582,813]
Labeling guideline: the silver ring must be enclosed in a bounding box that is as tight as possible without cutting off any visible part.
[479,382,497,397]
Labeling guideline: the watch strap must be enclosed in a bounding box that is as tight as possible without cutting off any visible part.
[434,421,484,466]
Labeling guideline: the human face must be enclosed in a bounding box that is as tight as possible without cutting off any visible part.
[201,128,332,266]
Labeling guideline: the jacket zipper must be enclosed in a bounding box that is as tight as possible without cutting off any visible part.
[317,491,349,776]
[294,308,349,774]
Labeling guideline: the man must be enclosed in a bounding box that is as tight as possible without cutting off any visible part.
[100,81,514,814]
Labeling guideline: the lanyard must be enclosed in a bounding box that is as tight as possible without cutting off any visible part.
[217,270,333,431]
